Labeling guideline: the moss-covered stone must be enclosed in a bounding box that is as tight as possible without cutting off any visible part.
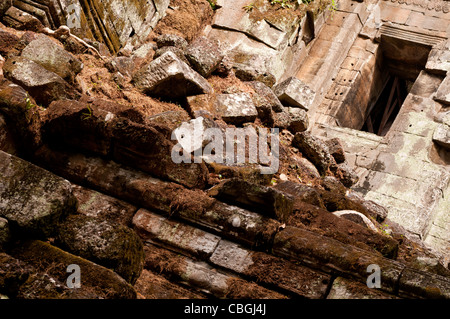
[56,214,144,285]
[11,240,137,299]
[0,150,77,238]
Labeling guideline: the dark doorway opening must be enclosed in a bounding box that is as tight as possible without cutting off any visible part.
[361,75,413,136]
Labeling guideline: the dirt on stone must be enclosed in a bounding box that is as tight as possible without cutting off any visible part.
[150,0,215,42]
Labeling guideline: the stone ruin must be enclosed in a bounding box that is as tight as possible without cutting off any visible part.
[0,0,449,299]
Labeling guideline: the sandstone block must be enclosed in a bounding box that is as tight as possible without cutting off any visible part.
[56,214,144,284]
[133,51,212,98]
[185,36,223,77]
[214,92,258,125]
[0,150,77,237]
[273,77,315,110]
[21,35,83,81]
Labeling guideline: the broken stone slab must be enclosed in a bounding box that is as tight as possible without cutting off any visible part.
[324,137,346,164]
[42,99,114,156]
[0,1,12,19]
[0,217,11,249]
[333,210,381,234]
[287,107,309,133]
[33,147,279,249]
[292,131,336,175]
[2,7,44,32]
[155,33,188,50]
[134,269,206,299]
[206,178,294,223]
[10,240,137,299]
[105,56,136,78]
[0,79,41,154]
[0,112,18,155]
[72,184,137,227]
[214,92,258,125]
[0,252,83,299]
[434,75,450,106]
[432,124,450,150]
[185,36,223,78]
[273,110,291,129]
[209,239,331,299]
[398,267,450,299]
[133,208,221,259]
[247,81,284,113]
[206,161,274,186]
[273,182,399,259]
[0,29,19,57]
[425,41,450,76]
[143,243,285,298]
[42,100,208,189]
[153,46,189,65]
[345,190,388,223]
[273,226,405,294]
[55,214,144,285]
[272,77,315,110]
[332,161,359,188]
[2,56,78,106]
[21,35,83,81]
[327,277,398,299]
[0,150,77,238]
[132,51,213,98]
[234,63,276,88]
[111,117,209,189]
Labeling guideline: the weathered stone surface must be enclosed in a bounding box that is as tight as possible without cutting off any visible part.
[2,7,44,32]
[292,131,335,175]
[399,268,450,299]
[273,226,405,293]
[0,252,79,299]
[287,107,309,133]
[56,214,144,284]
[153,46,189,64]
[72,184,137,227]
[143,244,285,299]
[247,81,284,112]
[2,56,78,106]
[0,150,77,237]
[185,36,223,77]
[42,99,114,156]
[11,240,137,299]
[206,161,274,186]
[0,2,12,19]
[345,191,388,223]
[234,63,276,88]
[207,178,294,223]
[0,29,19,57]
[273,110,291,129]
[214,92,258,125]
[133,209,221,259]
[273,77,315,110]
[133,51,212,98]
[333,161,359,188]
[0,79,41,154]
[21,35,83,81]
[0,217,11,249]
[0,113,17,155]
[111,117,209,189]
[134,269,205,299]
[435,75,450,106]
[324,137,345,164]
[155,33,188,50]
[327,277,398,299]
[33,147,279,249]
[105,56,135,78]
[209,240,331,298]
